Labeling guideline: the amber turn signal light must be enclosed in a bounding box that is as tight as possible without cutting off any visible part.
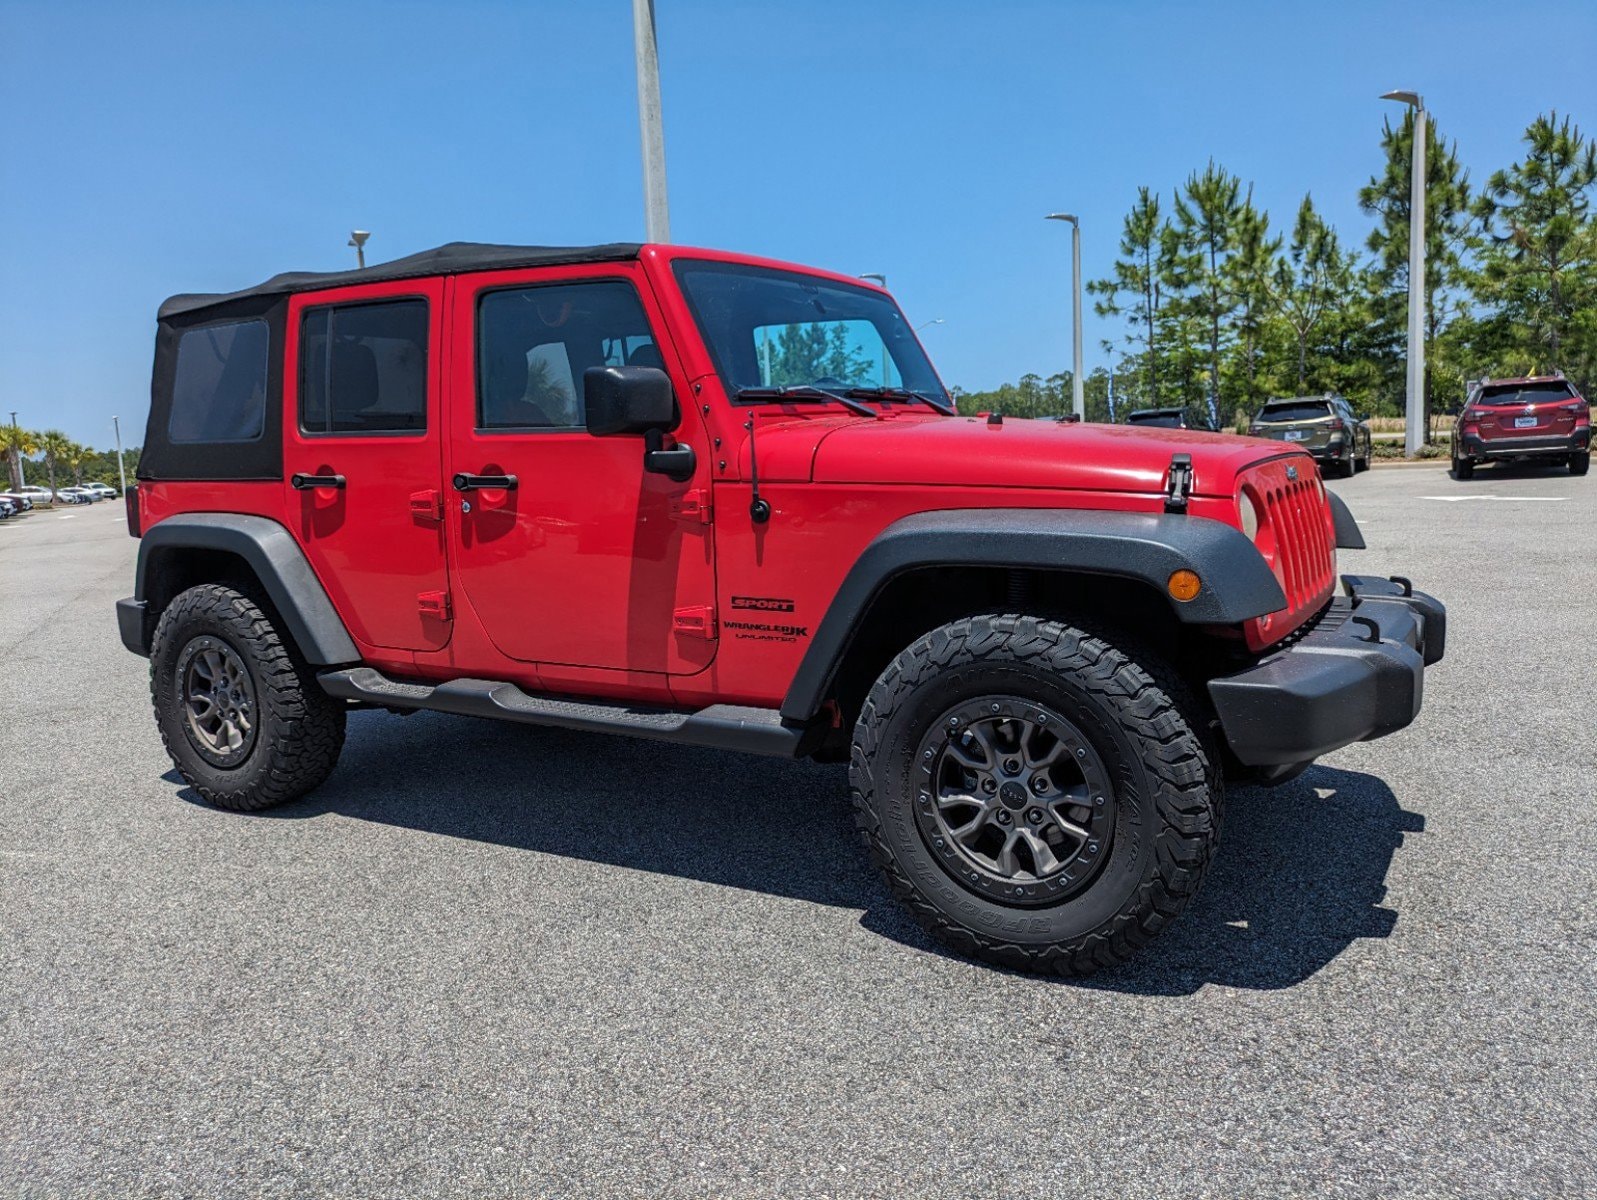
[1167,570,1202,602]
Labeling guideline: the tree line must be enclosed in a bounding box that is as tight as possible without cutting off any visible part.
[954,110,1597,431]
[2,426,133,494]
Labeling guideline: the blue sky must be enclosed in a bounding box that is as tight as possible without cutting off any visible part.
[2,0,1592,447]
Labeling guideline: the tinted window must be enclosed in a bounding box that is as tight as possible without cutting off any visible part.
[300,300,428,434]
[477,280,658,430]
[1127,411,1182,427]
[1259,400,1332,422]
[1476,382,1575,406]
[168,320,270,443]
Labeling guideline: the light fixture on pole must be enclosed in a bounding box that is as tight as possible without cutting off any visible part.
[915,318,945,333]
[1381,89,1427,457]
[632,0,671,242]
[112,415,129,496]
[859,273,887,287]
[348,230,370,269]
[1045,213,1085,418]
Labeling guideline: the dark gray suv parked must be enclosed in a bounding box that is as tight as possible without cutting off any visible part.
[1249,395,1372,477]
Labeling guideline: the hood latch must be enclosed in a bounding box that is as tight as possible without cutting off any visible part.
[1164,453,1194,514]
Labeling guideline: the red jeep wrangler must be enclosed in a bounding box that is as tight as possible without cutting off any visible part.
[118,242,1444,974]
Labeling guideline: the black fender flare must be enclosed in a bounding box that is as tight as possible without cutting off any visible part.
[1327,490,1366,549]
[780,507,1286,723]
[129,513,359,664]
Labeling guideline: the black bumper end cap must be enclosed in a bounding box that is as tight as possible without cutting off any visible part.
[117,597,150,657]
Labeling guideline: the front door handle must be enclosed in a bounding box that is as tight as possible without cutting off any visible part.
[291,473,346,490]
[452,473,518,492]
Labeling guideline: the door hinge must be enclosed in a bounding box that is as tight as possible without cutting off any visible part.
[669,488,713,524]
[418,590,452,620]
[409,488,444,523]
[672,604,716,638]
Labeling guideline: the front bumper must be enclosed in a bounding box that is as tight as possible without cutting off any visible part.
[1208,575,1445,769]
[1459,431,1589,460]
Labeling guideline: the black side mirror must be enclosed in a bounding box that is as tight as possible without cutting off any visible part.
[583,365,694,481]
[584,365,677,436]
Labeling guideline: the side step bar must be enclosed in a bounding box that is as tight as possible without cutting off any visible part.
[318,666,810,758]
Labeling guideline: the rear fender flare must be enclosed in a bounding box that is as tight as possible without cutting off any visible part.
[132,513,359,665]
[780,507,1286,722]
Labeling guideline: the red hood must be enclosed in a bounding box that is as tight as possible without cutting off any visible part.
[741,411,1297,497]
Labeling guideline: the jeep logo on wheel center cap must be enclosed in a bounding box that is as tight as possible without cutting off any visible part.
[999,781,1029,810]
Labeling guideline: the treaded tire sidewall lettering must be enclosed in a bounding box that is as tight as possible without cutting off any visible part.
[150,583,345,812]
[850,614,1217,974]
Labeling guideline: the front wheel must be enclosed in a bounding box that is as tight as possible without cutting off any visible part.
[849,614,1220,976]
[150,583,346,811]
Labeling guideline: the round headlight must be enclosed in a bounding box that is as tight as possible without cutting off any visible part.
[1238,491,1260,541]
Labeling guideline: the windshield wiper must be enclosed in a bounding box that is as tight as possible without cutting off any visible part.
[734,385,881,419]
[844,386,957,416]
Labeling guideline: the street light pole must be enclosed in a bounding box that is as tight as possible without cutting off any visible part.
[1382,90,1427,457]
[112,415,129,495]
[915,318,945,333]
[632,0,671,243]
[9,410,23,488]
[348,230,370,269]
[1045,213,1085,418]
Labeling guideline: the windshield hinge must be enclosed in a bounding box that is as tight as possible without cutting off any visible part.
[1164,453,1194,514]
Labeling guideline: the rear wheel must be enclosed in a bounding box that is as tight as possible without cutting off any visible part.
[1571,450,1590,476]
[1453,448,1475,480]
[849,614,1220,976]
[150,583,345,811]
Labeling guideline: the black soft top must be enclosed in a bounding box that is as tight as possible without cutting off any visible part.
[158,241,643,320]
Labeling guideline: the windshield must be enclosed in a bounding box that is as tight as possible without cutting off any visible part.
[673,260,949,401]
[1476,382,1575,406]
[1259,400,1332,423]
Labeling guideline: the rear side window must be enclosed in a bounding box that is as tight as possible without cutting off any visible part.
[168,320,270,443]
[476,280,658,430]
[1477,382,1575,406]
[299,299,429,434]
[1260,401,1332,422]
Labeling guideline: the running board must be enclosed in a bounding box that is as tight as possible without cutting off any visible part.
[317,666,810,758]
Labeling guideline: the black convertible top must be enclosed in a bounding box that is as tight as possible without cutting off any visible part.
[158,241,644,320]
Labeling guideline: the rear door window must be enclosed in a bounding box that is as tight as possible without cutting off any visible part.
[299,299,429,435]
[168,319,270,443]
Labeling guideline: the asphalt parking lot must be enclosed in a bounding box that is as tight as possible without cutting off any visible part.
[3,464,1594,1199]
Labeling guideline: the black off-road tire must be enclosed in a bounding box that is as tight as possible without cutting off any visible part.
[849,614,1220,976]
[150,583,345,811]
[1571,450,1590,476]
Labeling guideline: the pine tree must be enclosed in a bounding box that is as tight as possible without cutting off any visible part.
[1471,112,1597,387]
[1170,162,1247,427]
[1087,188,1166,404]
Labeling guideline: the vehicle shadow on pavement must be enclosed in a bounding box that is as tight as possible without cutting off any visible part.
[170,711,1422,994]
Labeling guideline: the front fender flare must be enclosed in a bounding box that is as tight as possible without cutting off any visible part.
[780,507,1286,723]
[129,513,359,665]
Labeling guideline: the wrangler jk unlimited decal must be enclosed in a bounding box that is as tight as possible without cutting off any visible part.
[724,619,809,641]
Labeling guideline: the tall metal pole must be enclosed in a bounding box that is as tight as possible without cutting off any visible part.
[112,415,128,495]
[9,410,22,487]
[632,0,671,243]
[1045,214,1084,418]
[1071,219,1085,419]
[1383,90,1427,457]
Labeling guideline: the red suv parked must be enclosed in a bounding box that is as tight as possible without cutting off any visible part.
[1451,374,1590,478]
[117,242,1444,975]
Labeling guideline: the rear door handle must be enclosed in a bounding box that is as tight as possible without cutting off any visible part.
[452,473,518,492]
[291,473,346,490]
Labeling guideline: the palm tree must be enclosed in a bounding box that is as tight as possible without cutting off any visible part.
[0,423,39,492]
[38,430,73,498]
[65,444,88,486]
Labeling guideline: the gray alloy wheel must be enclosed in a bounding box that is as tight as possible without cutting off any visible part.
[178,636,259,768]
